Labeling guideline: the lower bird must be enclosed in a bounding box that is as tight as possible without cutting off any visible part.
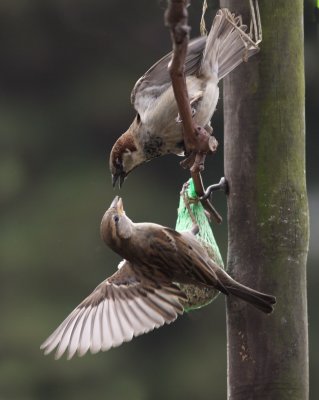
[110,8,260,187]
[41,196,276,360]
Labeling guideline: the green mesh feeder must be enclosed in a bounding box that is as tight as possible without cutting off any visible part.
[175,178,224,311]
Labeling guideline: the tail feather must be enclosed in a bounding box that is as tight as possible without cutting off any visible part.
[226,283,276,314]
[200,9,259,80]
[201,10,232,77]
[215,268,276,314]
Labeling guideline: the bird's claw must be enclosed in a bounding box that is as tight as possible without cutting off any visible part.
[208,136,218,153]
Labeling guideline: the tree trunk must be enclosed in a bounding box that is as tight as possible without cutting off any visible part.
[220,1,309,399]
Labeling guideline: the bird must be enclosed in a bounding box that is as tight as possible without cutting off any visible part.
[41,196,276,360]
[110,8,260,187]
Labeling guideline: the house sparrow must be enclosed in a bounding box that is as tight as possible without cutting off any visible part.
[41,197,275,359]
[110,8,260,187]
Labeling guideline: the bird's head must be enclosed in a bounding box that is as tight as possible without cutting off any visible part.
[109,116,145,188]
[100,196,133,252]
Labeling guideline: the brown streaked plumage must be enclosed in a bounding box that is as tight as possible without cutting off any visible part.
[41,196,276,360]
[110,8,260,187]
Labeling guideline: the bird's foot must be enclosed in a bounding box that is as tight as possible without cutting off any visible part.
[204,123,213,135]
[180,130,218,172]
[190,152,206,173]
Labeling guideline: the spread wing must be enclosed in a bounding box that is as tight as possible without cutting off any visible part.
[40,260,185,360]
[131,37,206,118]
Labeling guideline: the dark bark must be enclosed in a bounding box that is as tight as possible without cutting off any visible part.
[220,1,309,399]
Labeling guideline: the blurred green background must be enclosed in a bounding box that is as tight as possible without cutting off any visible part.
[0,1,318,399]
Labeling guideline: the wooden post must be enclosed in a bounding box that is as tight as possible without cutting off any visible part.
[220,1,309,398]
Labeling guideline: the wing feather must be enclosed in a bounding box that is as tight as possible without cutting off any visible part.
[131,37,206,117]
[101,299,113,351]
[132,9,259,118]
[40,260,184,359]
[67,307,88,359]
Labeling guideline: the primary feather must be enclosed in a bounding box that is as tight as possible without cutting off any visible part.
[40,260,185,360]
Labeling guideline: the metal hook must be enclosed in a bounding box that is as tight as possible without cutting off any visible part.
[199,177,228,201]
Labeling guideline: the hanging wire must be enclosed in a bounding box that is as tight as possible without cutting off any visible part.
[200,0,208,36]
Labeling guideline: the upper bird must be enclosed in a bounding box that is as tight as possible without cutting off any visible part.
[41,196,276,360]
[110,8,260,187]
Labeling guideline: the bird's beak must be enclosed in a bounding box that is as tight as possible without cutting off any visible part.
[110,196,124,215]
[112,164,126,189]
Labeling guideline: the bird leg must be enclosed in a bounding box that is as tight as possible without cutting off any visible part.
[179,127,218,171]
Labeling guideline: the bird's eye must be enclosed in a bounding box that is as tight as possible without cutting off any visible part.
[136,113,141,123]
[113,215,119,223]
